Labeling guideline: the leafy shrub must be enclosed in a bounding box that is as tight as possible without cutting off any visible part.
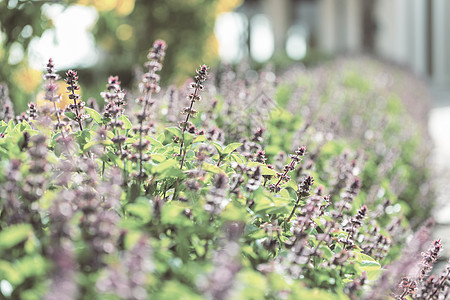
[0,42,446,299]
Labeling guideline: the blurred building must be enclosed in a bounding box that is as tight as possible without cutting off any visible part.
[223,0,450,87]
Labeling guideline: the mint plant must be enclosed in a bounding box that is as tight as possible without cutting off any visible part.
[0,42,442,299]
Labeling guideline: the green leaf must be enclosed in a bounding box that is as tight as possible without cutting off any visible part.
[202,163,224,174]
[354,252,382,280]
[319,245,333,259]
[120,115,132,129]
[183,132,196,145]
[155,159,178,174]
[286,179,298,190]
[193,135,206,143]
[0,261,22,285]
[144,136,163,149]
[64,111,76,120]
[84,107,102,124]
[0,224,32,253]
[127,183,141,203]
[165,127,181,137]
[222,201,247,221]
[223,142,242,155]
[156,132,165,143]
[211,142,224,155]
[126,200,151,223]
[83,140,112,151]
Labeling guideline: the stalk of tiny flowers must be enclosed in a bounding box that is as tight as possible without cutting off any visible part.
[133,40,166,182]
[268,146,306,193]
[65,70,84,131]
[429,263,450,298]
[395,239,442,299]
[43,58,66,138]
[312,177,361,255]
[102,76,126,156]
[179,64,209,169]
[343,205,367,249]
[417,239,442,282]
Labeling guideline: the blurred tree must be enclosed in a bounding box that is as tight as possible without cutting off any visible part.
[80,0,243,85]
[0,0,242,112]
[0,0,55,112]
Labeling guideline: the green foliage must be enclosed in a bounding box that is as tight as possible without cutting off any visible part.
[0,54,437,299]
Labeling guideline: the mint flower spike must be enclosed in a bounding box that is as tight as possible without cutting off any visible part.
[43,58,67,138]
[179,64,210,169]
[418,239,442,281]
[64,69,86,131]
[133,39,166,181]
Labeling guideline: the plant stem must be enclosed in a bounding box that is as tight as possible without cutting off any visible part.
[179,85,199,169]
[286,195,302,223]
[52,101,65,139]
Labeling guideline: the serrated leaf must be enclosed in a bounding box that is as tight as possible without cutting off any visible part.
[84,107,102,124]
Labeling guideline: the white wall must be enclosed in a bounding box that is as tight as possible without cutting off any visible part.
[432,0,450,86]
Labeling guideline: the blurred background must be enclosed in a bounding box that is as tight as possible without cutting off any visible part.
[1,0,450,110]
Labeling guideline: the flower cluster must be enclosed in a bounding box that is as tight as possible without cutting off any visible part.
[268,146,306,193]
[133,40,166,180]
[204,173,228,215]
[0,83,14,122]
[395,239,443,299]
[199,222,243,300]
[65,69,87,130]
[179,64,210,169]
[102,76,127,155]
[342,205,367,248]
[97,236,152,300]
[43,58,67,136]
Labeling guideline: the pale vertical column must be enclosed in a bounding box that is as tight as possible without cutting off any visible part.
[433,0,447,85]
[317,0,336,54]
[394,0,408,64]
[262,0,290,55]
[412,0,427,75]
[346,0,362,52]
[374,0,396,60]
[445,1,450,85]
[335,0,347,52]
